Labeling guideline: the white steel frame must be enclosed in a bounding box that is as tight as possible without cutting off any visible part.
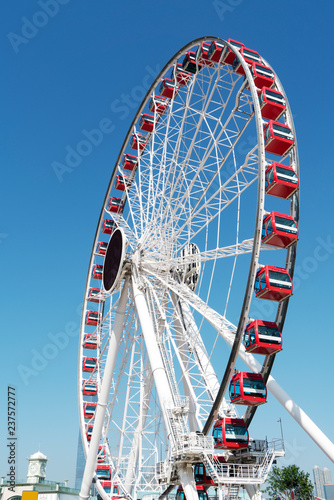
[78,37,334,500]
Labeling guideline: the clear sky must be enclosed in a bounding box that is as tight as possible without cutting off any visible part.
[1,0,334,490]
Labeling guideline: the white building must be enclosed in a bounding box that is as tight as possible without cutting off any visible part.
[0,451,79,500]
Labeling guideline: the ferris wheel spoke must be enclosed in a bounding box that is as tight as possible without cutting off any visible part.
[158,90,255,233]
[170,146,259,244]
[153,65,239,221]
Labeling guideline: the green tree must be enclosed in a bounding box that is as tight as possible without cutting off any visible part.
[265,465,314,500]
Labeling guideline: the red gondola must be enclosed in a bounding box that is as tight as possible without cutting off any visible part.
[83,402,97,419]
[159,78,179,99]
[264,120,294,156]
[208,40,225,62]
[97,482,120,500]
[86,311,101,326]
[130,133,147,151]
[115,174,132,191]
[148,95,168,115]
[265,162,299,199]
[182,50,202,74]
[229,372,267,406]
[96,241,108,256]
[222,39,245,65]
[121,153,138,171]
[86,424,94,442]
[96,464,111,481]
[171,63,192,86]
[176,485,208,500]
[197,42,214,66]
[92,264,103,280]
[262,211,298,248]
[82,380,98,396]
[82,357,97,373]
[87,288,102,303]
[244,320,282,355]
[249,62,275,89]
[139,113,156,133]
[213,418,249,449]
[194,457,226,486]
[259,87,286,121]
[108,197,124,213]
[255,265,292,302]
[102,219,117,235]
[233,46,262,75]
[97,446,106,464]
[83,334,98,350]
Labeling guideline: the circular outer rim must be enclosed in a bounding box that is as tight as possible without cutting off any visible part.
[77,36,299,497]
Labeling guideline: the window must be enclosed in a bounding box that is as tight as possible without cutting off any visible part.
[272,123,293,141]
[260,273,267,289]
[274,215,297,234]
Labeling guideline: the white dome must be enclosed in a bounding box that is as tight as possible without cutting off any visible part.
[29,451,47,460]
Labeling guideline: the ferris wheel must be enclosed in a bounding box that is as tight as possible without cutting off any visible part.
[78,37,301,500]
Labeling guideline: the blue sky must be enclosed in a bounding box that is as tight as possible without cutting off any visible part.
[1,0,334,489]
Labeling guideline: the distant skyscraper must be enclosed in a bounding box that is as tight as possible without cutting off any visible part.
[313,465,333,499]
[314,466,325,499]
[324,468,333,485]
[75,431,86,491]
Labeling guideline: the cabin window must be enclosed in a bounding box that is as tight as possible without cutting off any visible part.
[243,378,265,396]
[225,424,247,441]
[230,40,244,49]
[274,215,297,234]
[258,325,280,339]
[234,380,241,398]
[264,126,271,141]
[214,426,222,444]
[272,124,293,141]
[260,273,267,289]
[256,65,274,78]
[276,166,298,183]
[267,168,275,186]
[242,49,261,62]
[265,89,285,105]
[268,270,291,288]
[196,464,204,480]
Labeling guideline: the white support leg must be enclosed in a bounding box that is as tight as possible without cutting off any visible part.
[79,277,129,500]
[218,483,223,500]
[178,464,198,500]
[236,346,334,463]
[245,484,261,500]
[131,277,175,437]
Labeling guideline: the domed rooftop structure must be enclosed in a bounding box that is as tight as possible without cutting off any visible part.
[28,451,48,460]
